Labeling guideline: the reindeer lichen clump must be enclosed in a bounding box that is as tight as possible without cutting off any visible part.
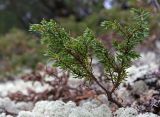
[30,9,149,107]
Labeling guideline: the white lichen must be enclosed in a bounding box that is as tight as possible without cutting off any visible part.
[18,100,112,117]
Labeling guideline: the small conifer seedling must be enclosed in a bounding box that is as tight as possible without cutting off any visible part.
[30,9,149,107]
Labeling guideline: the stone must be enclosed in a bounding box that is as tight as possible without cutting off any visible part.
[132,81,148,95]
[136,113,160,117]
[114,107,138,117]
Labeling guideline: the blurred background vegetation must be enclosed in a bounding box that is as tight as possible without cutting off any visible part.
[0,0,160,77]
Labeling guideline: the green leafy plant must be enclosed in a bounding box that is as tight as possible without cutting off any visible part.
[30,9,149,107]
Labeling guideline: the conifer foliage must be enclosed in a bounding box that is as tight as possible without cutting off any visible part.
[30,9,149,107]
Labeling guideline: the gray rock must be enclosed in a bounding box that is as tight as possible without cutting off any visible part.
[0,113,13,117]
[114,107,138,117]
[132,81,148,95]
[0,98,19,114]
[136,113,160,117]
[16,102,33,111]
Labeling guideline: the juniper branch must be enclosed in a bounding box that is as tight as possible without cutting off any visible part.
[30,8,149,107]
